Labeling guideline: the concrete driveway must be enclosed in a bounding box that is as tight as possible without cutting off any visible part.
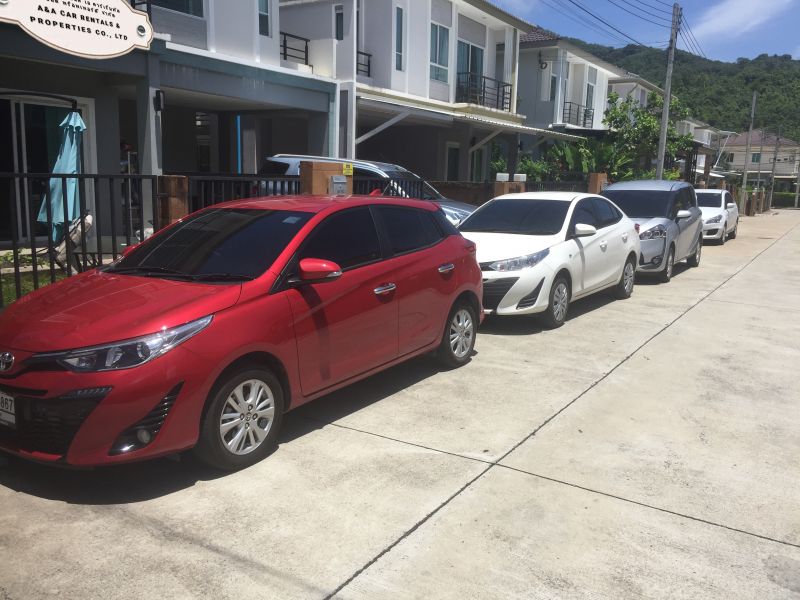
[1,210,799,600]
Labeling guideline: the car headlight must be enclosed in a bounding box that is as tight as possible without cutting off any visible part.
[639,225,668,240]
[488,249,550,272]
[705,214,722,224]
[39,315,213,372]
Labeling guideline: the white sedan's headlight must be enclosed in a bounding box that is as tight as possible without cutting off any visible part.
[39,315,213,372]
[488,249,550,272]
[705,214,723,224]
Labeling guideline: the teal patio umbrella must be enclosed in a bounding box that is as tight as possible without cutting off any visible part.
[37,111,87,243]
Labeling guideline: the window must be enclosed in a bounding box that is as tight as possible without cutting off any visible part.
[570,199,599,231]
[377,207,443,255]
[395,7,404,71]
[586,66,597,109]
[151,0,203,17]
[300,208,381,270]
[114,209,311,279]
[470,147,485,183]
[258,0,269,37]
[457,40,484,78]
[752,152,761,163]
[460,199,570,236]
[602,190,674,219]
[446,145,460,181]
[430,23,449,83]
[591,198,621,228]
[334,5,344,41]
[549,73,558,102]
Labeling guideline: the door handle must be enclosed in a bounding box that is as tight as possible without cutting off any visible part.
[600,241,608,251]
[373,283,397,296]
[622,233,628,242]
[438,263,455,273]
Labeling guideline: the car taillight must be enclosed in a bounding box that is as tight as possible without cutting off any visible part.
[634,223,640,234]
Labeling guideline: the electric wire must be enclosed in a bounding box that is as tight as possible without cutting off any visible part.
[561,0,647,45]
[636,0,673,14]
[541,0,632,46]
[605,0,672,26]
[682,17,708,59]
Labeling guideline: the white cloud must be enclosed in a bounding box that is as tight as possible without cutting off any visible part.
[691,0,793,42]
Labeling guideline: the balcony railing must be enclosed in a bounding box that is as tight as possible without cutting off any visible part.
[562,101,595,128]
[357,51,372,77]
[280,31,310,66]
[456,73,512,112]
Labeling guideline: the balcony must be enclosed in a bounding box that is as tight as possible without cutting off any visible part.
[562,101,595,128]
[456,73,512,112]
[280,31,310,66]
[357,51,372,77]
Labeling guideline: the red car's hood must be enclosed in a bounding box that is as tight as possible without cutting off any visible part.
[0,270,242,352]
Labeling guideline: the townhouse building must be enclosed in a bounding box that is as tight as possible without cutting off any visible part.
[724,131,799,191]
[279,0,579,181]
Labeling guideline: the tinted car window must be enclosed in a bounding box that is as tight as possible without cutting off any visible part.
[258,159,292,176]
[377,206,443,254]
[300,207,381,270]
[603,190,674,219]
[696,192,724,208]
[591,198,620,228]
[570,199,599,229]
[433,209,460,236]
[111,209,311,279]
[459,199,569,235]
[684,188,697,209]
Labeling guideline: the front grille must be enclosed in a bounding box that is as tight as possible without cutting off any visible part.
[482,277,519,311]
[0,388,110,456]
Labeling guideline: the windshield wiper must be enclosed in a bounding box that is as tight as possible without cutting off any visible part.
[188,273,254,282]
[106,266,193,278]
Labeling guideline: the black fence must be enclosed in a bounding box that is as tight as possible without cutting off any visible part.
[353,177,427,199]
[456,73,513,112]
[562,101,595,128]
[0,173,159,307]
[357,51,372,77]
[183,174,300,212]
[280,32,310,65]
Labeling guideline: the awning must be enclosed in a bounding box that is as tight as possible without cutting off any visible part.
[357,94,584,142]
[694,168,725,179]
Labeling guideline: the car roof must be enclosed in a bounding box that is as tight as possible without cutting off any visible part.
[206,195,439,214]
[492,192,591,202]
[604,179,689,192]
[270,154,403,173]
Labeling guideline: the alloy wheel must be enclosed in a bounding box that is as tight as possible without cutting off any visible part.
[623,262,635,295]
[553,282,569,322]
[666,253,674,279]
[449,309,474,359]
[219,379,276,455]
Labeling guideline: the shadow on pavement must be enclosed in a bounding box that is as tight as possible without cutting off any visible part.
[0,356,448,504]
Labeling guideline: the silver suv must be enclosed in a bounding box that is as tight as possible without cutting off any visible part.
[261,154,475,225]
[603,180,703,282]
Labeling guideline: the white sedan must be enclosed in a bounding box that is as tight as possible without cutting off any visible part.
[696,189,739,244]
[459,192,641,328]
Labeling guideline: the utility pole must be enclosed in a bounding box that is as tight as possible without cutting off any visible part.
[767,126,781,210]
[656,2,681,180]
[739,91,756,213]
[794,162,800,208]
[755,128,765,191]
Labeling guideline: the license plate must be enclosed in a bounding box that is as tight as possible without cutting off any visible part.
[0,392,15,428]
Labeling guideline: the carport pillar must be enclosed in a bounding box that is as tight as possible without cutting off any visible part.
[137,53,163,233]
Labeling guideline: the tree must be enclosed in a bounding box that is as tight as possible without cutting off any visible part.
[602,91,693,178]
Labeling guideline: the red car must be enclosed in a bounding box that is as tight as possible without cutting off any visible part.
[0,197,482,469]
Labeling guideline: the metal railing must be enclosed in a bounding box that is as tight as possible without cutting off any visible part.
[182,174,300,212]
[357,51,372,77]
[0,173,159,306]
[280,32,310,66]
[352,177,428,199]
[456,73,513,112]
[562,101,595,128]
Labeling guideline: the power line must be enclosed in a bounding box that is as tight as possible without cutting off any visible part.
[650,0,674,6]
[542,0,632,46]
[682,16,708,59]
[606,0,673,25]
[561,0,647,46]
[636,0,673,14]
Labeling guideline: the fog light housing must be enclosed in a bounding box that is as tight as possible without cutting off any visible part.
[109,383,183,455]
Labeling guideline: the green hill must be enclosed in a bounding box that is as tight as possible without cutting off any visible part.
[570,40,800,143]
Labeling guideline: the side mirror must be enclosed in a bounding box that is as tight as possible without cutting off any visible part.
[573,223,597,237]
[676,210,692,220]
[726,203,736,209]
[297,258,342,283]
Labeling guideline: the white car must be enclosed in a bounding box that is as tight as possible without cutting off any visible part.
[458,192,641,328]
[696,189,739,244]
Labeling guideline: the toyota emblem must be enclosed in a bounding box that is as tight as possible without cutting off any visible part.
[0,353,14,372]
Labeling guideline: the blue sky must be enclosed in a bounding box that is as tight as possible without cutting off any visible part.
[494,0,800,62]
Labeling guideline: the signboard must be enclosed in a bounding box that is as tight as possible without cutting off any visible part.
[342,163,353,176]
[0,0,154,60]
